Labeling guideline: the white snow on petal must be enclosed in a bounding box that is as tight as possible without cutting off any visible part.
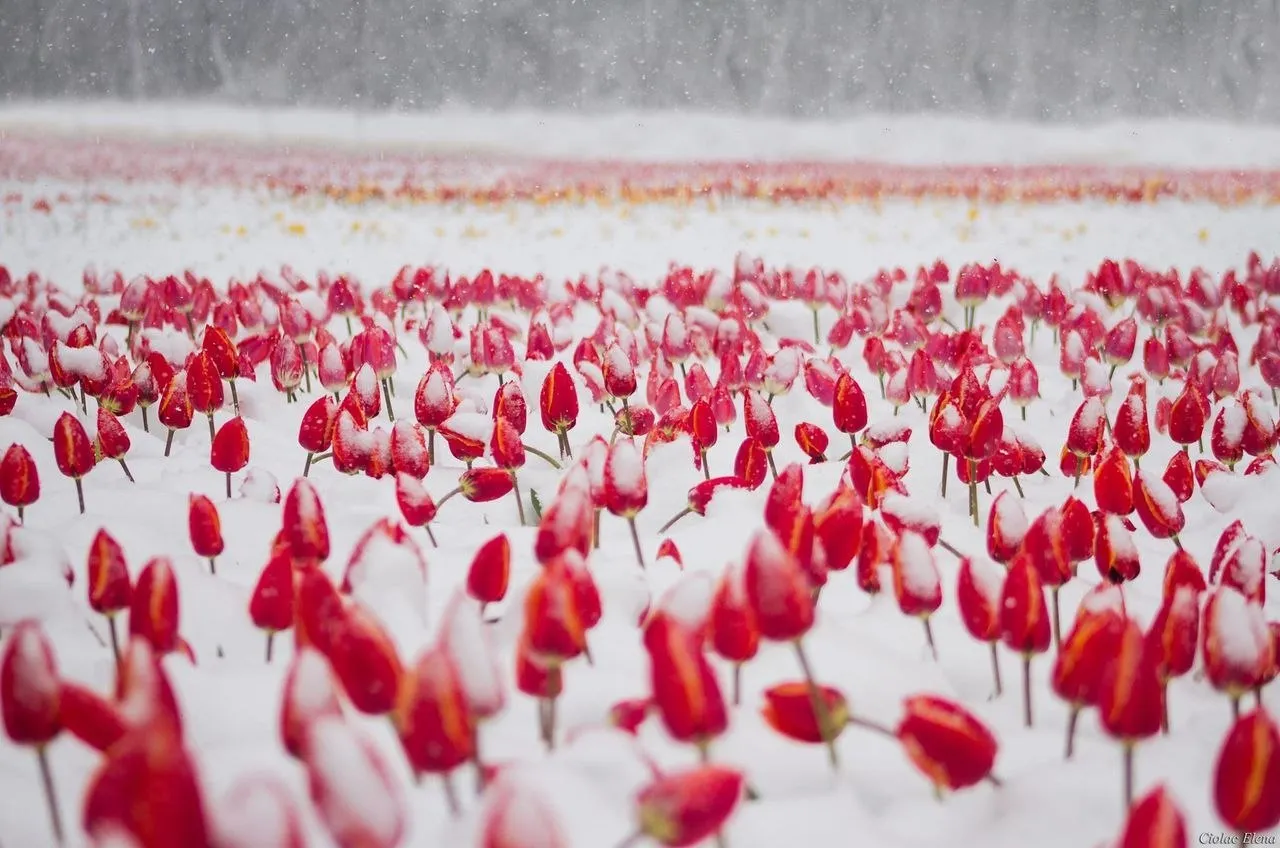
[443,411,495,444]
[1208,587,1271,671]
[1224,537,1266,597]
[1076,396,1105,432]
[895,531,940,598]
[992,492,1029,544]
[441,591,505,717]
[57,343,106,381]
[881,494,938,532]
[967,557,1006,605]
[655,572,714,633]
[1104,514,1139,562]
[605,439,647,500]
[1080,583,1126,615]
[1138,468,1181,520]
[877,442,909,475]
[306,717,402,845]
[1218,400,1247,445]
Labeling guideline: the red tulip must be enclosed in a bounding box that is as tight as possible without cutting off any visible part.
[761,681,849,744]
[794,422,829,463]
[467,534,511,613]
[53,411,95,513]
[1001,554,1052,727]
[957,556,1008,694]
[633,766,745,848]
[328,604,404,716]
[58,681,127,754]
[1095,512,1141,584]
[158,369,194,457]
[1133,469,1185,548]
[95,407,134,482]
[86,528,132,664]
[1100,620,1167,807]
[896,695,999,793]
[298,395,338,477]
[892,530,942,659]
[540,362,580,460]
[645,612,728,749]
[1167,381,1209,449]
[394,646,474,803]
[1094,445,1135,515]
[250,551,295,662]
[82,721,211,848]
[1213,708,1280,834]
[1051,590,1127,757]
[1,443,40,521]
[603,438,649,568]
[211,416,250,498]
[129,557,181,656]
[283,478,330,563]
[214,775,305,848]
[1116,785,1188,848]
[1201,587,1274,714]
[188,493,224,574]
[2,621,65,843]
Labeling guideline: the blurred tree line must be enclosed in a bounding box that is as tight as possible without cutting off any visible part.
[1,0,1277,121]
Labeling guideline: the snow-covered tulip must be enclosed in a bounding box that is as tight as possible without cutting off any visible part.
[1133,469,1185,550]
[280,648,343,760]
[645,612,728,752]
[1201,587,1274,718]
[1051,588,1127,758]
[892,531,943,660]
[1001,554,1052,728]
[214,774,306,848]
[82,721,210,847]
[129,557,181,657]
[94,407,134,482]
[394,472,438,547]
[158,369,193,456]
[957,557,1007,696]
[604,438,649,568]
[283,478,331,563]
[478,770,567,848]
[393,645,475,813]
[2,621,65,843]
[540,362,580,460]
[303,716,406,848]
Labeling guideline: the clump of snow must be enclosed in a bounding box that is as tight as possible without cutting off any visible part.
[1137,468,1181,520]
[56,343,106,381]
[877,442,910,475]
[214,777,299,848]
[894,530,940,598]
[992,492,1029,545]
[1207,587,1271,671]
[881,494,939,531]
[353,362,378,400]
[345,521,429,627]
[606,439,647,499]
[1103,514,1139,562]
[289,649,342,716]
[1223,537,1265,597]
[1217,400,1247,445]
[443,411,495,444]
[140,328,194,367]
[1079,583,1126,616]
[966,557,1006,605]
[652,572,714,634]
[1075,396,1105,433]
[238,468,281,503]
[440,591,505,717]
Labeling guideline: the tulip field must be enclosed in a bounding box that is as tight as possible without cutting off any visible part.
[1,109,1279,848]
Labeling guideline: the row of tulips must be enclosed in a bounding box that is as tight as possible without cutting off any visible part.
[5,135,1280,206]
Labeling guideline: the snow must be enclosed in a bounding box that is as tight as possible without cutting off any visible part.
[419,369,453,409]
[56,343,106,381]
[344,521,430,635]
[353,363,378,399]
[442,412,494,445]
[1223,537,1266,598]
[894,531,940,600]
[1075,396,1105,434]
[877,442,910,476]
[1102,515,1140,564]
[651,572,715,635]
[214,778,297,848]
[881,494,939,531]
[1079,584,1126,617]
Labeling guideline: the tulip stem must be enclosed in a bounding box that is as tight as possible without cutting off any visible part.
[614,833,642,848]
[846,715,895,739]
[208,413,216,444]
[229,379,239,413]
[766,451,778,480]
[989,642,1002,697]
[36,746,64,846]
[74,478,85,515]
[208,557,217,576]
[793,639,839,770]
[141,405,149,432]
[117,458,135,483]
[657,507,692,535]
[266,632,274,663]
[301,349,313,394]
[442,772,461,817]
[424,525,438,548]
[106,615,121,669]
[936,537,966,559]
[1230,694,1240,721]
[436,487,463,510]
[627,516,647,569]
[1160,681,1169,733]
[968,460,979,525]
[303,451,314,477]
[1022,655,1034,728]
[1122,742,1134,809]
[522,443,563,469]
[592,509,602,549]
[1050,587,1062,651]
[427,428,436,465]
[225,471,232,500]
[1064,705,1079,759]
[700,448,710,480]
[732,663,742,706]
[164,428,175,457]
[1012,475,1025,498]
[921,617,938,661]
[512,477,527,526]
[381,378,395,423]
[940,452,949,498]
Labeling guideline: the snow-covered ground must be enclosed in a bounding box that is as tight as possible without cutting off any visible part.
[0,109,1278,848]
